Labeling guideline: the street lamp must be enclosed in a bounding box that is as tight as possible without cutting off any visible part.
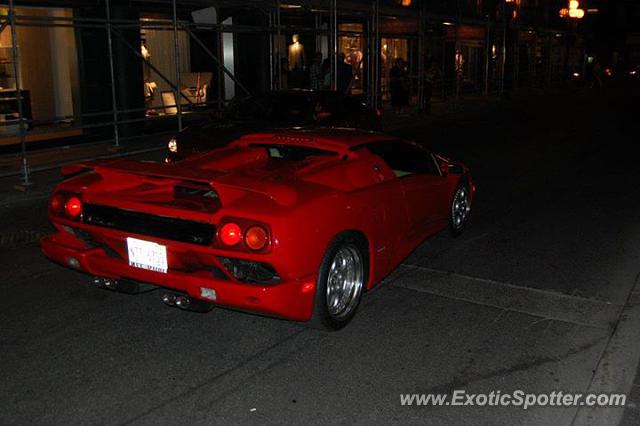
[559,0,585,19]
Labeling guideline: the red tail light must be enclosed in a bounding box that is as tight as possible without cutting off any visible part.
[219,222,242,246]
[65,196,83,218]
[244,226,268,251]
[50,193,65,214]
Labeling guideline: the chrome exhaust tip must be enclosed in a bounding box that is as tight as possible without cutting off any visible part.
[175,295,190,309]
[92,277,156,294]
[161,292,213,313]
[161,293,177,306]
[93,276,105,287]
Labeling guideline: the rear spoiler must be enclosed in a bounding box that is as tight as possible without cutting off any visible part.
[65,159,298,207]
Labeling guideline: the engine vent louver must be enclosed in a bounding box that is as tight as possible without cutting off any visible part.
[83,204,216,246]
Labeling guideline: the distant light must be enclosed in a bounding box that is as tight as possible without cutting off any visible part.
[586,8,599,13]
[168,137,178,152]
[401,0,412,6]
[573,72,580,77]
[569,0,579,9]
[630,70,637,76]
[569,8,585,18]
[442,22,454,26]
[280,3,302,9]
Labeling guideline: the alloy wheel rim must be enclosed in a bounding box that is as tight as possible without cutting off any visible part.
[326,245,364,320]
[452,185,471,230]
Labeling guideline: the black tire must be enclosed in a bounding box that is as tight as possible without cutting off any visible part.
[450,178,472,237]
[308,233,369,331]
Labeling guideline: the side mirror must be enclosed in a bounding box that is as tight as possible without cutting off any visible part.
[439,162,449,176]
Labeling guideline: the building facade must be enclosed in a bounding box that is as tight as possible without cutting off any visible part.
[0,0,588,151]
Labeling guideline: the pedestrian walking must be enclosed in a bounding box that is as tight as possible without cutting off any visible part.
[390,58,409,112]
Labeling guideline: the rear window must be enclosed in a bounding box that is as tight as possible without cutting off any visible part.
[249,144,337,162]
[364,140,439,177]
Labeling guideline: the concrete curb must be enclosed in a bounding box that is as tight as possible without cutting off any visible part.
[571,272,640,426]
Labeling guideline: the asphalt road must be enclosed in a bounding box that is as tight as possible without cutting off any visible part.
[1,86,640,425]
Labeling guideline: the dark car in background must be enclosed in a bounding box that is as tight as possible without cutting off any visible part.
[166,90,381,162]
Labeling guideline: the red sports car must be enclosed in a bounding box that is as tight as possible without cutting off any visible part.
[41,129,474,330]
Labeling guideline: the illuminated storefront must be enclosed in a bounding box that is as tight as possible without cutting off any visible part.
[0,0,581,160]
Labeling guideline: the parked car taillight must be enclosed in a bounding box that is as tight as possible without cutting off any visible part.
[50,191,83,221]
[217,219,271,252]
[65,196,83,218]
[219,222,242,246]
[244,226,268,251]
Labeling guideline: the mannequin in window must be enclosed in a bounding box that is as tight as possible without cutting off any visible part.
[288,34,305,71]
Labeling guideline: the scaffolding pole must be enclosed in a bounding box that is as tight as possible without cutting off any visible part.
[268,11,274,91]
[417,1,425,110]
[484,20,490,95]
[500,4,507,96]
[329,0,337,91]
[104,0,120,148]
[276,0,282,89]
[371,0,380,110]
[8,0,30,188]
[171,0,183,131]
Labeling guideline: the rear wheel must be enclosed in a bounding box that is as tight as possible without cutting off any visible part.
[450,180,472,236]
[309,234,367,330]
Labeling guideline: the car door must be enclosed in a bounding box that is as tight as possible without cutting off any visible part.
[365,140,450,239]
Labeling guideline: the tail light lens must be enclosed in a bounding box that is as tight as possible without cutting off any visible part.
[65,196,83,218]
[244,226,268,251]
[50,192,83,220]
[50,193,65,214]
[217,219,271,252]
[219,222,242,246]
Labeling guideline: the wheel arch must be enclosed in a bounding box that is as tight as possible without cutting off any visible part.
[325,229,374,290]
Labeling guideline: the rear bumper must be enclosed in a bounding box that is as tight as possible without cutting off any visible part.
[40,233,317,321]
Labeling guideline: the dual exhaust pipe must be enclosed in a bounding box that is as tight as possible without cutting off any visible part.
[92,276,151,294]
[161,292,213,313]
[92,276,212,312]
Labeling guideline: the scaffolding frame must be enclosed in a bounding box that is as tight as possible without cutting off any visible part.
[0,0,570,186]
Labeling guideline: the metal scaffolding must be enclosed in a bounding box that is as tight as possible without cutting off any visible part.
[0,0,575,187]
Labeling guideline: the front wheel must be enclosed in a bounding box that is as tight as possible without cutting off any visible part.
[450,180,472,236]
[309,234,368,330]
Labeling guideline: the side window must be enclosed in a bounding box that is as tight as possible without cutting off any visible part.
[365,141,439,177]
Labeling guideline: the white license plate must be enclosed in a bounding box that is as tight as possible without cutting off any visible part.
[127,237,168,273]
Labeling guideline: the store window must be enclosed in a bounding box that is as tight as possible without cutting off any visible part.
[338,23,365,94]
[0,6,80,144]
[381,38,408,102]
[139,16,207,117]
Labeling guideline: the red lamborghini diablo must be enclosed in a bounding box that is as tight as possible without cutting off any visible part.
[41,129,474,330]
